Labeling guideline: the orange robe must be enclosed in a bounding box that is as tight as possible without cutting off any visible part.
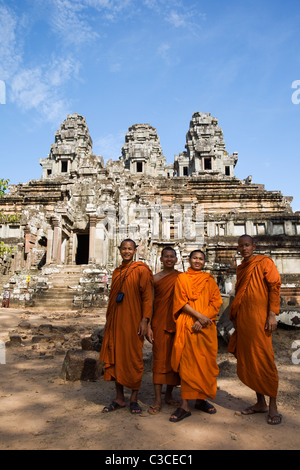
[100,261,153,390]
[228,255,281,398]
[171,269,223,400]
[151,271,181,386]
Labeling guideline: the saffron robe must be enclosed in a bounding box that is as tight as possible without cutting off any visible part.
[100,261,153,390]
[151,271,181,386]
[228,255,281,398]
[171,269,223,400]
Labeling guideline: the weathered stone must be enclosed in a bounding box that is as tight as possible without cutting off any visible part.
[18,321,31,329]
[6,335,22,347]
[217,297,235,343]
[278,308,300,328]
[38,324,53,334]
[81,328,104,352]
[60,349,104,381]
[0,111,299,313]
[32,333,65,344]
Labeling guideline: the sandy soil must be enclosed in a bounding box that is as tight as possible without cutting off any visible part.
[0,307,299,451]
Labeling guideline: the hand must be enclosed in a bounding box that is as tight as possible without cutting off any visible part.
[138,318,149,337]
[192,320,202,333]
[265,311,277,334]
[146,325,154,343]
[197,314,212,328]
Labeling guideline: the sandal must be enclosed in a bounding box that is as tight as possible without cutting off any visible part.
[267,414,282,425]
[130,401,142,414]
[195,400,216,414]
[169,407,191,423]
[102,401,126,413]
[148,404,161,415]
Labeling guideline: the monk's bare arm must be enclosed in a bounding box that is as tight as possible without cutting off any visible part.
[263,258,280,334]
[181,303,212,327]
[138,267,153,336]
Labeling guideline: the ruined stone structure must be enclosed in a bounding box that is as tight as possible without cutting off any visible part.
[1,112,300,318]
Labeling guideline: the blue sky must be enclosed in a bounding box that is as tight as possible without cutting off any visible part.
[0,0,300,211]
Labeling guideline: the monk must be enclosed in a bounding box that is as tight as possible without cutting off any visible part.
[100,239,153,414]
[169,250,223,422]
[147,247,181,415]
[228,235,282,425]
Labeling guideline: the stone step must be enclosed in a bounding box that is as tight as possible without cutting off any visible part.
[50,277,82,288]
[35,291,76,299]
[32,289,76,309]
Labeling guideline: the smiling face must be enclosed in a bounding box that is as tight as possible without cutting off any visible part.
[119,240,137,263]
[160,248,177,270]
[189,250,205,271]
[237,236,256,261]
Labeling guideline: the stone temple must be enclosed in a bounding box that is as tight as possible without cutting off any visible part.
[1,112,300,322]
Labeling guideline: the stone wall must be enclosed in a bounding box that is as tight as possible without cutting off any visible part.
[1,111,300,310]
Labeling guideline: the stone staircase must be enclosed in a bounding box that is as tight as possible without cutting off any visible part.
[31,264,110,310]
[1,264,110,310]
[31,265,83,310]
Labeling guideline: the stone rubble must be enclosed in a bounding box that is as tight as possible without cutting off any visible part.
[0,111,299,324]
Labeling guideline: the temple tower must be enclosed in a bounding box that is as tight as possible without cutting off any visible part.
[120,123,172,177]
[175,112,238,177]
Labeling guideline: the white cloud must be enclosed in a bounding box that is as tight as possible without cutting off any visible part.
[49,0,134,44]
[10,57,80,122]
[0,4,78,121]
[166,10,187,28]
[50,0,100,45]
[0,5,22,80]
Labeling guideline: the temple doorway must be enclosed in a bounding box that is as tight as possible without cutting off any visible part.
[76,233,89,265]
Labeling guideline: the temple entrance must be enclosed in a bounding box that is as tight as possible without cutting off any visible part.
[76,233,89,265]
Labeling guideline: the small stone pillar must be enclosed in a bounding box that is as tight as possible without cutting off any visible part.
[52,218,61,264]
[89,215,97,264]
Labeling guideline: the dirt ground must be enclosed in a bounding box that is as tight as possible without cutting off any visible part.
[0,306,299,451]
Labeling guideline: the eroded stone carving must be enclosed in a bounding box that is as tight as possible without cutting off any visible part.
[0,112,299,320]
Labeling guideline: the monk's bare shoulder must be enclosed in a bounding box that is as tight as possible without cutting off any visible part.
[154,270,180,283]
[154,271,166,283]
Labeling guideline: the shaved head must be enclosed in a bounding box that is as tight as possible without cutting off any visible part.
[238,234,254,245]
[119,238,137,249]
[189,249,205,260]
[161,246,177,257]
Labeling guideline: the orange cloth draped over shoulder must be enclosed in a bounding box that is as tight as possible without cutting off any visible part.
[99,261,153,390]
[151,271,181,386]
[227,255,281,398]
[171,268,223,400]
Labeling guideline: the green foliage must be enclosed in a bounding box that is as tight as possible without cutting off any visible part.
[0,213,21,223]
[0,178,9,197]
[0,241,13,257]
[0,178,18,260]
